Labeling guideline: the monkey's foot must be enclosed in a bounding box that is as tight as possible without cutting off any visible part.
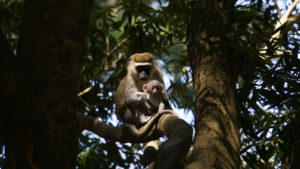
[142,146,158,166]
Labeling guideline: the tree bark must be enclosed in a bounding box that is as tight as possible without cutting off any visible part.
[0,29,17,169]
[291,111,300,169]
[4,0,93,169]
[186,0,240,168]
[0,30,16,132]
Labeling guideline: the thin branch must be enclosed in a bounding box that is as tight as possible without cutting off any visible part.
[253,101,277,119]
[260,0,299,59]
[107,37,129,57]
[105,34,109,56]
[77,84,93,96]
[94,36,128,78]
[241,145,253,154]
[77,85,93,107]
[77,22,128,108]
[78,95,93,109]
[77,36,128,99]
[273,0,282,17]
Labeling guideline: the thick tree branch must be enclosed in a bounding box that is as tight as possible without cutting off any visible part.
[78,113,193,169]
[271,0,299,41]
[286,13,300,29]
[78,114,126,142]
[78,114,162,143]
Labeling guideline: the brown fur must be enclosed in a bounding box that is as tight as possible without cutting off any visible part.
[143,80,172,113]
[131,53,154,62]
[115,53,168,136]
[115,53,163,120]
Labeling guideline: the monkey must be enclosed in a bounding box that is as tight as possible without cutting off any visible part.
[115,53,173,138]
[123,80,174,138]
[141,80,174,166]
[143,79,172,112]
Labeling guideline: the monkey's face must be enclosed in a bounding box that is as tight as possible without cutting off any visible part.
[144,80,163,96]
[150,84,163,96]
[129,53,155,81]
[135,63,152,81]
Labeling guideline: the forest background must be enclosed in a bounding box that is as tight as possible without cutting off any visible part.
[0,0,299,169]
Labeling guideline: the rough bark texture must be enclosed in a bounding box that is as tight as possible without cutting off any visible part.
[0,29,17,169]
[3,0,93,169]
[291,112,300,169]
[186,0,240,168]
[0,30,16,132]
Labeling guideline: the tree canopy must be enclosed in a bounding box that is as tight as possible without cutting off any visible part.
[0,0,299,168]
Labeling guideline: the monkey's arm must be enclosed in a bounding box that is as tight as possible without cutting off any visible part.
[158,90,172,111]
[158,102,166,111]
[125,91,148,105]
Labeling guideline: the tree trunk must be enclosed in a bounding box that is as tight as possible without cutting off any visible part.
[291,112,300,169]
[0,29,17,169]
[186,0,240,168]
[3,0,93,169]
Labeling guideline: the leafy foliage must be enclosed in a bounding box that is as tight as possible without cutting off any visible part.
[231,1,300,168]
[0,0,23,50]
[77,0,192,168]
[0,0,299,168]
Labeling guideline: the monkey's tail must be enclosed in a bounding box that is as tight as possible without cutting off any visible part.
[124,109,174,138]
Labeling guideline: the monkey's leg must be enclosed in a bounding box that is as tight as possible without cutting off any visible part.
[142,140,161,166]
[150,114,193,169]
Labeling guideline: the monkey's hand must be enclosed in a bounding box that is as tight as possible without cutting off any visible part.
[125,91,148,105]
[135,91,148,101]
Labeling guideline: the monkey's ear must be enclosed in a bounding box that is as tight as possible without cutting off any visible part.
[159,82,164,87]
[143,84,147,91]
[128,56,132,61]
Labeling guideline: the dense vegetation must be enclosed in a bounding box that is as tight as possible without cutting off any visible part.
[0,0,299,168]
